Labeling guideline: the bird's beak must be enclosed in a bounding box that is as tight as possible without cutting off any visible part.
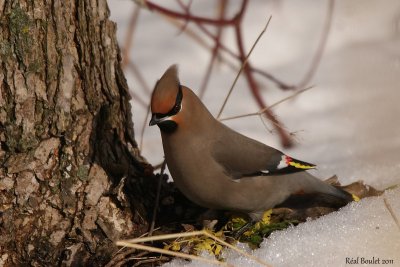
[149,114,170,126]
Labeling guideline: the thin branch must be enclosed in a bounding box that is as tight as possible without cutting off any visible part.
[139,103,151,151]
[148,160,167,236]
[297,0,335,88]
[122,6,141,69]
[128,61,152,95]
[141,0,242,26]
[128,89,148,109]
[198,0,227,99]
[383,197,400,231]
[105,250,150,267]
[219,85,313,122]
[151,3,292,91]
[234,17,292,146]
[161,14,211,51]
[176,0,194,34]
[269,85,314,109]
[217,16,271,119]
[259,115,273,134]
[251,67,295,90]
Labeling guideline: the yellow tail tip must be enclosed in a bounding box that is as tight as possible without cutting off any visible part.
[352,194,360,202]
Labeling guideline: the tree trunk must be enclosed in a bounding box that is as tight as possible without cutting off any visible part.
[0,0,155,265]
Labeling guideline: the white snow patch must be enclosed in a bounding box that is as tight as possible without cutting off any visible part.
[165,188,400,267]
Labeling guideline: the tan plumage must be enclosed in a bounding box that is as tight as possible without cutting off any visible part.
[150,65,352,221]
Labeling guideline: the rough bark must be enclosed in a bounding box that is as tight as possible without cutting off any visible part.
[0,0,155,265]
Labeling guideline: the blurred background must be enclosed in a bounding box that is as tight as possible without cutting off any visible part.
[107,0,400,189]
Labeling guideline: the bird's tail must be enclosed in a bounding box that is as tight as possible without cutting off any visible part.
[281,172,354,209]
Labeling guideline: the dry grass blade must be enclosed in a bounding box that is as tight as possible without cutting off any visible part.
[123,230,205,243]
[383,197,400,231]
[202,230,273,267]
[116,241,233,266]
[267,85,314,109]
[217,16,272,119]
[117,230,273,267]
[219,85,313,122]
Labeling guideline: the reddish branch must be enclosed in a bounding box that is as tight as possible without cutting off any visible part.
[122,6,141,68]
[234,16,293,147]
[198,0,227,99]
[144,0,245,26]
[129,0,334,147]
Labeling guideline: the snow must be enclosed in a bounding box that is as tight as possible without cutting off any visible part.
[107,0,400,266]
[164,188,400,267]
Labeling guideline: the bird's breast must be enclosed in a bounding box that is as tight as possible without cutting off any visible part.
[161,133,231,209]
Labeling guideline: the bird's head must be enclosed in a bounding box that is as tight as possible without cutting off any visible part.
[149,65,184,133]
[150,65,215,134]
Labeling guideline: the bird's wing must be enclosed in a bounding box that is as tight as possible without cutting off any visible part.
[211,124,316,179]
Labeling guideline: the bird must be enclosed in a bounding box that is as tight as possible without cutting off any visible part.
[149,65,353,224]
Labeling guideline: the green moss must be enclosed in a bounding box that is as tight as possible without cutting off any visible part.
[9,6,31,40]
[241,220,299,248]
[4,124,22,152]
[77,165,89,181]
[19,135,39,152]
[28,59,43,74]
[0,42,12,60]
[9,6,32,63]
[49,181,60,194]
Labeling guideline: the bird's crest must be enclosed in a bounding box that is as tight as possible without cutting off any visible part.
[151,65,181,115]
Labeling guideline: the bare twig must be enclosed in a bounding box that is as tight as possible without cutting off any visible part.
[128,61,152,95]
[161,14,211,50]
[139,103,151,151]
[268,85,314,109]
[219,86,313,122]
[142,0,242,26]
[233,16,292,147]
[148,159,167,236]
[105,248,137,267]
[122,6,141,69]
[128,89,148,109]
[383,197,400,231]
[127,61,153,150]
[132,255,169,266]
[217,16,272,119]
[198,0,227,99]
[297,0,335,88]
[149,2,292,91]
[117,230,273,267]
[251,67,295,90]
[176,0,194,34]
[116,240,233,266]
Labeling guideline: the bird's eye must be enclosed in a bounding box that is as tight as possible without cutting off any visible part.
[172,103,181,114]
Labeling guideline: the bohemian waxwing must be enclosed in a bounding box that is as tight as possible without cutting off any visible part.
[149,65,353,222]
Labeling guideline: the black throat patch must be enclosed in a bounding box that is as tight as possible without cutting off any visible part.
[158,120,178,133]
